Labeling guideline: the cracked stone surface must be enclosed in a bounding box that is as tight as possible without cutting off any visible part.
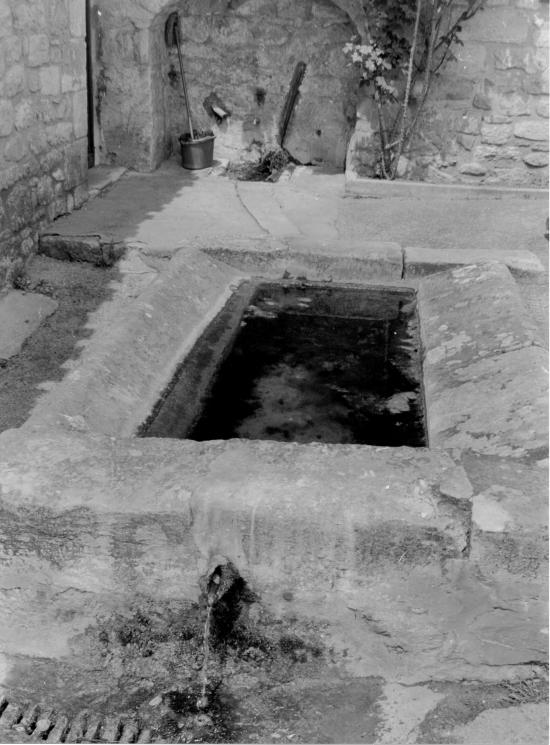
[0,291,58,361]
[1,165,547,742]
[447,703,548,744]
[404,246,544,277]
[419,263,548,458]
[0,428,546,691]
[22,250,246,437]
[202,240,403,281]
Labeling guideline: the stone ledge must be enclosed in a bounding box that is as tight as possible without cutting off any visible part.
[236,181,301,237]
[419,263,548,458]
[203,239,404,281]
[418,262,542,371]
[425,346,548,458]
[23,250,246,438]
[1,428,546,681]
[404,246,544,277]
[0,428,472,596]
[465,455,548,581]
[345,175,549,200]
[38,233,126,267]
[86,166,127,200]
[0,290,58,361]
[447,705,549,745]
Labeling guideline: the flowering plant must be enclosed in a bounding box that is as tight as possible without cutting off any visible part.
[340,0,485,179]
[343,40,397,99]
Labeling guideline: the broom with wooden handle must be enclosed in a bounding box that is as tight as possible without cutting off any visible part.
[173,15,195,142]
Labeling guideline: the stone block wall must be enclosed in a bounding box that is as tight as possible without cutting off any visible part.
[94,0,548,184]
[91,1,159,171]
[160,0,359,168]
[0,0,89,286]
[348,0,549,187]
[93,0,360,171]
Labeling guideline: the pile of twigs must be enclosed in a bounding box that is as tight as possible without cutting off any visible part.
[227,148,290,182]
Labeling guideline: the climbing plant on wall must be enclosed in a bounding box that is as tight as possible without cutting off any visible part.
[342,0,485,179]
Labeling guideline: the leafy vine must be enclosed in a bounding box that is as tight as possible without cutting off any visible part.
[342,0,486,179]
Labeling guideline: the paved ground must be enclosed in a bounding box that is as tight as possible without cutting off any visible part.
[40,159,549,340]
[0,161,548,744]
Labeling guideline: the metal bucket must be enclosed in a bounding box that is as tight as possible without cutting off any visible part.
[179,135,215,170]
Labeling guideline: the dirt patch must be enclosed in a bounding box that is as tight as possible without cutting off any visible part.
[226,149,291,183]
[5,588,546,744]
[0,256,119,432]
[4,593,385,743]
[417,675,549,744]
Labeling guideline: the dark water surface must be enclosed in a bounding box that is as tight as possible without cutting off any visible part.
[144,283,426,446]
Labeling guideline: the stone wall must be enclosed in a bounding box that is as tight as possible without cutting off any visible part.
[90,1,159,171]
[348,0,549,187]
[0,0,89,286]
[161,0,359,168]
[93,0,360,171]
[93,0,548,184]
[1,0,546,287]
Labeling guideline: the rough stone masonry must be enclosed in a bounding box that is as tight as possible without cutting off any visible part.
[1,0,548,282]
[348,0,550,185]
[0,0,88,286]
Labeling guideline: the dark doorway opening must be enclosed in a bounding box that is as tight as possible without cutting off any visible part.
[86,0,95,168]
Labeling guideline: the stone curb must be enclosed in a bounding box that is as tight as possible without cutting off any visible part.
[203,242,403,281]
[38,233,126,267]
[205,241,545,284]
[236,181,301,237]
[0,428,472,595]
[418,262,548,459]
[23,250,246,437]
[345,175,549,200]
[404,246,544,277]
[34,168,129,268]
[86,166,127,201]
[1,427,546,677]
[0,290,58,360]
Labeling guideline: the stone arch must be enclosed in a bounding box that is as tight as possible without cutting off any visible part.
[156,0,359,169]
[95,0,361,170]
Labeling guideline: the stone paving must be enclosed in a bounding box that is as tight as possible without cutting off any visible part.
[0,290,57,361]
[0,162,548,743]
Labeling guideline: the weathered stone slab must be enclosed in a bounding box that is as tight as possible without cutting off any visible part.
[345,175,549,199]
[419,263,547,457]
[1,426,546,687]
[0,429,471,589]
[23,250,246,438]
[419,262,542,369]
[449,704,549,745]
[427,558,547,668]
[86,165,127,199]
[38,233,125,266]
[464,454,548,582]
[425,346,548,458]
[0,290,58,360]
[236,182,301,238]
[203,238,403,281]
[0,427,477,678]
[202,245,288,274]
[524,151,549,168]
[514,120,549,141]
[287,236,403,265]
[459,161,487,176]
[471,519,548,580]
[405,246,544,276]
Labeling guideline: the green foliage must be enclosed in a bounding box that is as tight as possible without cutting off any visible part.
[344,0,417,95]
[369,0,418,70]
[343,0,486,179]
